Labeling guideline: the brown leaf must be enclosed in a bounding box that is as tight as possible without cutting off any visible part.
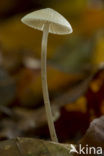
[0,137,73,156]
[80,115,104,147]
[74,116,104,156]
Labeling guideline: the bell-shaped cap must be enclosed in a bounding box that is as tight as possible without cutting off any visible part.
[21,8,73,35]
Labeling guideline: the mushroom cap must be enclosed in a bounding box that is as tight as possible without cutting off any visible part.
[21,8,73,35]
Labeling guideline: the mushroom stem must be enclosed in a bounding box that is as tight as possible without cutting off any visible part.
[41,23,58,142]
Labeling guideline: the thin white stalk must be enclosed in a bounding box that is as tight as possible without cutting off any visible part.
[41,23,58,142]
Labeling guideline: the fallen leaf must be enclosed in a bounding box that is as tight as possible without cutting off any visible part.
[74,116,104,156]
[0,137,73,156]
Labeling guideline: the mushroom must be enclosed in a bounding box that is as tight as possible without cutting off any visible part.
[21,8,73,142]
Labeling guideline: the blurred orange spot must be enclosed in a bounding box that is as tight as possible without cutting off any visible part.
[90,79,102,92]
[65,96,87,113]
[89,109,96,121]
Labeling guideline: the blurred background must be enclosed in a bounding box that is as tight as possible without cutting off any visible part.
[0,0,104,144]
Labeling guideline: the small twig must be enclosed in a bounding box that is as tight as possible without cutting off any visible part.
[15,137,26,156]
